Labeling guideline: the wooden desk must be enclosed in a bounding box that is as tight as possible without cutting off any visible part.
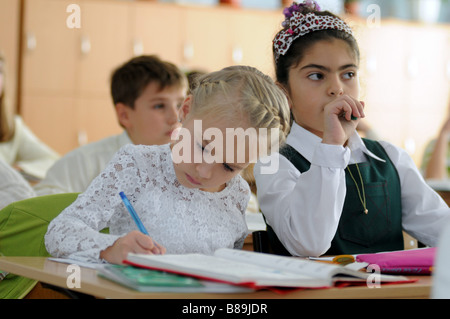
[0,256,432,299]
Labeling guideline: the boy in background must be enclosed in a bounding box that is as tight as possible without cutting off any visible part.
[34,55,186,195]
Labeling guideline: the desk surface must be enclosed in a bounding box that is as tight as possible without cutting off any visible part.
[0,256,432,299]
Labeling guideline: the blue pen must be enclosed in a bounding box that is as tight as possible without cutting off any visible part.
[119,191,149,236]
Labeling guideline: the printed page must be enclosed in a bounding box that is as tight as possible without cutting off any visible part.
[126,253,329,288]
[214,248,339,281]
[214,249,408,283]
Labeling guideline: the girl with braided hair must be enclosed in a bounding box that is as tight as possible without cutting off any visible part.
[46,65,290,264]
[254,0,450,257]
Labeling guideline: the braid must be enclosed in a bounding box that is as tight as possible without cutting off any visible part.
[246,95,290,149]
[190,65,290,153]
[240,68,290,148]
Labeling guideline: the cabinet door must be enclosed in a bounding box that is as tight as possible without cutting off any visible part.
[403,25,450,164]
[183,6,232,72]
[21,95,78,154]
[21,0,79,95]
[229,9,281,77]
[358,23,409,148]
[131,2,183,66]
[0,0,21,112]
[77,0,131,96]
[355,21,450,166]
[75,1,130,146]
[76,96,122,146]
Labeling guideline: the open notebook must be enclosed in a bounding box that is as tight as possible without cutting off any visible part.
[123,248,411,290]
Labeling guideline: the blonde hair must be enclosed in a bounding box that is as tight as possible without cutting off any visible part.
[189,65,291,153]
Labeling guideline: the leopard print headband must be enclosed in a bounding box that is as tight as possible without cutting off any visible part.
[273,1,354,63]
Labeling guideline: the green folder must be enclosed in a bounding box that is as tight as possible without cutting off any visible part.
[97,264,253,293]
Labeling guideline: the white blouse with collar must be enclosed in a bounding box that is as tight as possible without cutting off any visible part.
[254,123,450,257]
[0,116,59,179]
[45,143,250,263]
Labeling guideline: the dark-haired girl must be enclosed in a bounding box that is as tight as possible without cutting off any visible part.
[255,0,450,257]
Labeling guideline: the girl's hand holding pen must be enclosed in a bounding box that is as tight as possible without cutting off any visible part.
[100,231,166,265]
[322,95,365,146]
[100,191,166,264]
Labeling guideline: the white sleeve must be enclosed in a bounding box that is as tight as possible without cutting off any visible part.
[254,144,350,257]
[44,145,142,262]
[34,149,98,195]
[0,159,35,209]
[379,141,450,247]
[13,117,59,179]
[432,220,450,298]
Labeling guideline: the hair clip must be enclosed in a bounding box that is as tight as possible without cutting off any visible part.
[274,0,353,63]
[282,0,321,27]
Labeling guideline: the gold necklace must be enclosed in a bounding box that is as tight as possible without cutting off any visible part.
[346,163,368,214]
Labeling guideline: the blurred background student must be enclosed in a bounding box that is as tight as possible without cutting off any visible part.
[34,55,186,195]
[422,97,450,180]
[0,53,59,181]
[0,157,35,209]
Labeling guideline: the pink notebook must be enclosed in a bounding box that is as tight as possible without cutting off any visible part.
[356,247,436,275]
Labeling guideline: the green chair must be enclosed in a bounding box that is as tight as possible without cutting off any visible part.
[0,193,79,299]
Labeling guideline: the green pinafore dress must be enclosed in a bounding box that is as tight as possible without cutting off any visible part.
[266,139,404,256]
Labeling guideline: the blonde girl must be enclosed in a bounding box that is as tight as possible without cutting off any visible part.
[45,65,290,264]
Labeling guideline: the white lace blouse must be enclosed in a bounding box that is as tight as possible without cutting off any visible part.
[45,144,250,263]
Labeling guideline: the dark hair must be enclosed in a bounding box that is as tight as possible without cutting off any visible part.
[274,10,360,87]
[185,69,206,95]
[110,55,186,108]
